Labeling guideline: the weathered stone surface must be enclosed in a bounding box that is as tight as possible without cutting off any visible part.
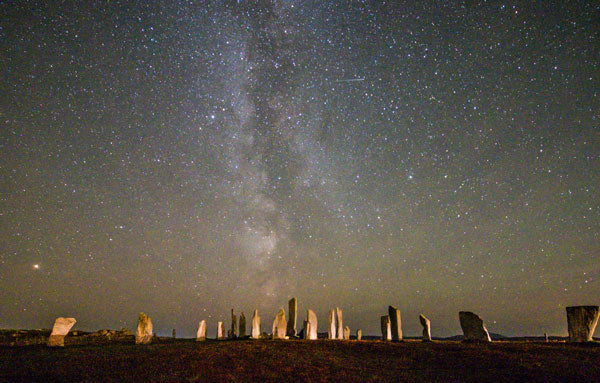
[356,329,362,341]
[217,321,225,340]
[302,320,309,339]
[336,308,344,340]
[230,309,237,339]
[272,308,287,339]
[328,309,336,339]
[135,313,153,344]
[419,314,431,341]
[459,311,491,342]
[239,312,246,338]
[287,297,297,337]
[251,310,261,339]
[566,306,600,342]
[381,315,391,341]
[388,306,402,341]
[343,326,350,340]
[196,320,206,341]
[47,317,76,347]
[306,309,318,340]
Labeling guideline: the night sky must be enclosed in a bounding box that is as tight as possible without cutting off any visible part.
[1,1,598,338]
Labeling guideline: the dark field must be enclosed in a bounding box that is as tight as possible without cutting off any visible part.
[1,339,599,382]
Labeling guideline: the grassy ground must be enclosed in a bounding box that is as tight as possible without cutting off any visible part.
[1,339,599,382]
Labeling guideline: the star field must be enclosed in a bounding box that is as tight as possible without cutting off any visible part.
[0,1,598,337]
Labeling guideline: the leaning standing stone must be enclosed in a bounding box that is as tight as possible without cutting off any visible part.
[566,306,600,342]
[251,310,261,339]
[459,311,491,342]
[388,306,402,341]
[47,317,76,347]
[419,314,431,341]
[196,320,206,341]
[336,308,344,340]
[381,315,391,341]
[328,309,336,339]
[217,321,225,340]
[356,329,362,341]
[239,312,247,338]
[272,308,287,339]
[135,312,153,344]
[287,297,297,337]
[343,326,350,340]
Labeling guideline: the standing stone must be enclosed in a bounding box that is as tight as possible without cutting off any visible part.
[356,329,362,341]
[47,317,76,347]
[306,309,318,340]
[419,314,431,341]
[172,328,176,339]
[302,320,309,339]
[230,309,237,339]
[272,308,287,339]
[381,315,391,341]
[459,311,491,342]
[239,312,247,338]
[336,307,344,340]
[343,326,350,340]
[217,321,225,340]
[251,309,261,339]
[328,309,336,339]
[566,306,600,342]
[135,312,153,344]
[388,306,402,341]
[544,332,548,342]
[287,297,297,337]
[196,320,206,341]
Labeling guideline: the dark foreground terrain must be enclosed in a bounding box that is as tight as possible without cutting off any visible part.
[1,339,599,382]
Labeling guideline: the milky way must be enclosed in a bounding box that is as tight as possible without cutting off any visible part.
[1,1,598,337]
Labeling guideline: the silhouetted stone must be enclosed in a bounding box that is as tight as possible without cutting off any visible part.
[239,312,246,338]
[287,297,297,337]
[217,321,225,340]
[306,309,318,340]
[381,315,391,340]
[419,314,431,341]
[172,329,176,338]
[251,310,261,339]
[272,308,287,339]
[566,306,599,342]
[336,308,344,340]
[356,329,362,341]
[459,311,491,342]
[343,326,350,340]
[230,309,237,339]
[135,313,153,344]
[328,309,336,339]
[196,320,206,341]
[388,306,402,341]
[47,317,76,347]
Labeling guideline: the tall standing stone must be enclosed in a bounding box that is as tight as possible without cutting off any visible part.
[172,328,176,339]
[343,326,350,340]
[328,309,336,339]
[566,306,600,342]
[272,308,287,339]
[135,312,153,344]
[217,321,225,340]
[251,309,261,339]
[459,311,491,342]
[356,329,362,341]
[239,312,247,338]
[381,315,391,340]
[230,309,237,339]
[306,309,318,340]
[47,317,76,347]
[196,320,206,341]
[419,314,431,341]
[336,307,344,340]
[388,306,402,341]
[287,297,297,337]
